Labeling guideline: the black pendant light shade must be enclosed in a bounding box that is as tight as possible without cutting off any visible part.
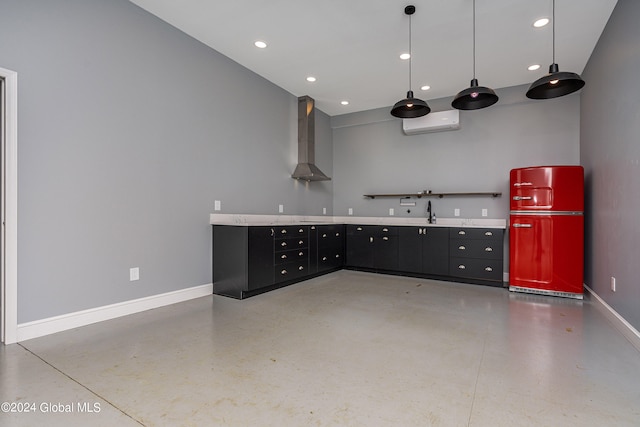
[526,63,585,99]
[526,0,585,100]
[452,78,498,110]
[391,90,431,118]
[452,0,498,111]
[390,5,430,119]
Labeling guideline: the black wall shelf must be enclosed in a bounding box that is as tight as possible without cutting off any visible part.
[363,191,502,199]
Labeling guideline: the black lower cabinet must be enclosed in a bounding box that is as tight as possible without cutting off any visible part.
[213,224,344,299]
[398,227,449,276]
[213,223,505,299]
[345,225,398,271]
[213,225,275,299]
[317,224,345,272]
[449,228,504,285]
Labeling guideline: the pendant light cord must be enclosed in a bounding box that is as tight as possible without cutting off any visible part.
[552,0,556,64]
[472,0,476,79]
[408,11,412,92]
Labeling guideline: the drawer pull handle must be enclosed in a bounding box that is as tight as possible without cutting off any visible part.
[322,257,327,261]
[458,230,466,235]
[299,266,304,271]
[299,240,304,245]
[281,269,287,275]
[485,247,493,252]
[322,234,327,238]
[513,223,532,228]
[311,226,316,230]
[281,254,287,259]
[335,254,340,258]
[281,242,287,247]
[383,236,389,241]
[382,228,389,232]
[485,231,493,236]
[299,228,304,233]
[299,252,304,256]
[419,229,423,235]
[458,245,466,250]
[335,232,340,237]
[357,227,363,231]
[458,265,466,270]
[485,267,493,272]
[281,229,287,234]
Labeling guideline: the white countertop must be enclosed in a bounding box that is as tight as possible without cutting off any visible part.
[210,214,507,229]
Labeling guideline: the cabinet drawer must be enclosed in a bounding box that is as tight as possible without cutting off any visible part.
[274,248,307,265]
[449,228,502,240]
[346,225,398,236]
[276,260,309,282]
[276,236,308,250]
[449,257,502,281]
[449,239,503,260]
[275,225,308,237]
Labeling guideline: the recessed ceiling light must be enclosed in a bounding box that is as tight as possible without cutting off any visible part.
[341,101,349,105]
[533,18,549,28]
[254,40,267,48]
[399,53,411,60]
[420,85,431,91]
[306,76,316,82]
[528,64,541,71]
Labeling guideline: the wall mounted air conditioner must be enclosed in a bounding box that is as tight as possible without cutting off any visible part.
[402,110,460,135]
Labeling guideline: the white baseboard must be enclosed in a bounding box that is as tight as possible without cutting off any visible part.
[585,285,640,353]
[16,283,213,342]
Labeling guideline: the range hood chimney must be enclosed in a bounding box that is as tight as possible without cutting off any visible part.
[291,95,331,182]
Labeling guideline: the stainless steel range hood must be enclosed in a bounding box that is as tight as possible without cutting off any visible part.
[292,95,331,182]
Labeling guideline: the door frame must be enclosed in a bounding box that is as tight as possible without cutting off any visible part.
[1,67,18,344]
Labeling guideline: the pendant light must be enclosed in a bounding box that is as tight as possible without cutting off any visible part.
[452,0,498,110]
[526,0,585,99]
[391,5,430,118]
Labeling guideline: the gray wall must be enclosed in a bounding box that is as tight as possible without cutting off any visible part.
[580,0,640,330]
[0,0,333,323]
[331,85,580,222]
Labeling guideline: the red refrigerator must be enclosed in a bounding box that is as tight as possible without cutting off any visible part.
[509,166,584,299]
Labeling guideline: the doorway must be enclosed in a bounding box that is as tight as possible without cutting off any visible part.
[0,67,17,344]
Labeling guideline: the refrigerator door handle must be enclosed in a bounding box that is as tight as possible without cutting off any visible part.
[513,223,533,228]
[512,196,533,201]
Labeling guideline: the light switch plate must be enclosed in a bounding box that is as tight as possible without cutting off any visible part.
[348,208,353,215]
[454,208,460,217]
[214,200,221,211]
[129,267,140,281]
[482,209,488,217]
[278,204,284,213]
[389,208,394,216]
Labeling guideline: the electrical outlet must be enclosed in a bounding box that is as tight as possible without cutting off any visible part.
[214,200,221,211]
[348,208,353,215]
[323,207,327,215]
[454,208,460,217]
[278,204,284,213]
[130,267,140,282]
[389,208,394,216]
[611,276,616,292]
[482,209,488,217]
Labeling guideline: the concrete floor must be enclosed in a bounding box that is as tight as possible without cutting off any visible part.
[2,270,640,426]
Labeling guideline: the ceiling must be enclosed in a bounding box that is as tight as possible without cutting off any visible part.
[129,0,617,117]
